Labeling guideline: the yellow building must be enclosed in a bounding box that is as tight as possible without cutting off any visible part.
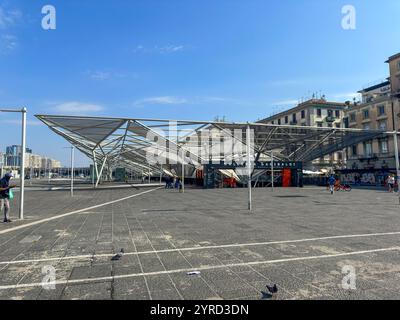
[259,98,347,170]
[344,53,400,171]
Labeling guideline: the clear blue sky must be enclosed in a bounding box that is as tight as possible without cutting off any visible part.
[0,0,399,166]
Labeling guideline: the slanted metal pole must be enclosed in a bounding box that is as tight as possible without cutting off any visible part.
[70,147,74,197]
[19,107,27,220]
[159,165,163,184]
[92,150,99,188]
[148,166,151,184]
[271,150,274,192]
[394,132,400,205]
[246,125,252,211]
[95,156,107,188]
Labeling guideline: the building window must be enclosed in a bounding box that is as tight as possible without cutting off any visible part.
[363,109,370,119]
[278,119,281,125]
[380,139,388,154]
[328,123,333,128]
[285,116,288,124]
[317,109,322,117]
[271,121,274,125]
[352,145,357,156]
[335,110,340,117]
[397,60,400,71]
[378,120,387,130]
[292,114,297,123]
[327,110,333,117]
[350,113,356,122]
[364,141,373,157]
[335,123,341,128]
[301,110,305,119]
[317,122,323,127]
[378,105,385,116]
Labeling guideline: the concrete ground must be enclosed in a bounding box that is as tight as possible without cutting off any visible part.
[0,185,400,300]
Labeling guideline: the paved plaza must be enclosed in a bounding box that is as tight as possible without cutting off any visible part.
[1,185,400,300]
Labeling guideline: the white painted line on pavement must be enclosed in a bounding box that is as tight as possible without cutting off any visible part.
[1,230,400,265]
[0,187,163,236]
[1,246,399,290]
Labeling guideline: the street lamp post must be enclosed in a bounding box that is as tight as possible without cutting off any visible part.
[71,147,75,197]
[271,150,274,192]
[246,125,252,211]
[181,148,185,193]
[64,146,74,197]
[0,107,27,220]
[394,132,400,205]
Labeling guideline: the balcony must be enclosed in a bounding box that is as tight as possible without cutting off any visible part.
[325,116,336,122]
[358,153,379,162]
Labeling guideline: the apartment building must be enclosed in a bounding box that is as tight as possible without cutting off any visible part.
[259,98,347,170]
[2,145,62,170]
[344,53,400,172]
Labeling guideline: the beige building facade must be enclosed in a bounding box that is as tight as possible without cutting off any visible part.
[344,53,400,171]
[259,98,346,170]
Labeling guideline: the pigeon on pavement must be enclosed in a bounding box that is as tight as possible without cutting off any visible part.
[111,249,124,261]
[266,284,278,294]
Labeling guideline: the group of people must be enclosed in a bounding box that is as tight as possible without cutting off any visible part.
[165,176,183,191]
[0,173,16,223]
[327,173,398,194]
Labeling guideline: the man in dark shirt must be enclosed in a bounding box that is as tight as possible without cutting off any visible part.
[0,173,16,223]
[328,175,336,195]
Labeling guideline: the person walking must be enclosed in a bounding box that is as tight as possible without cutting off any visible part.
[328,174,336,195]
[387,174,395,193]
[175,177,180,190]
[0,173,16,223]
[165,176,169,189]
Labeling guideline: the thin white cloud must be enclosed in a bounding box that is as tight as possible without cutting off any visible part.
[0,34,18,53]
[157,45,184,54]
[194,96,249,106]
[1,119,42,126]
[200,96,230,103]
[51,102,105,115]
[266,79,301,87]
[273,99,299,106]
[133,44,186,54]
[85,70,138,81]
[0,6,22,29]
[332,92,361,101]
[134,96,187,106]
[88,71,111,81]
